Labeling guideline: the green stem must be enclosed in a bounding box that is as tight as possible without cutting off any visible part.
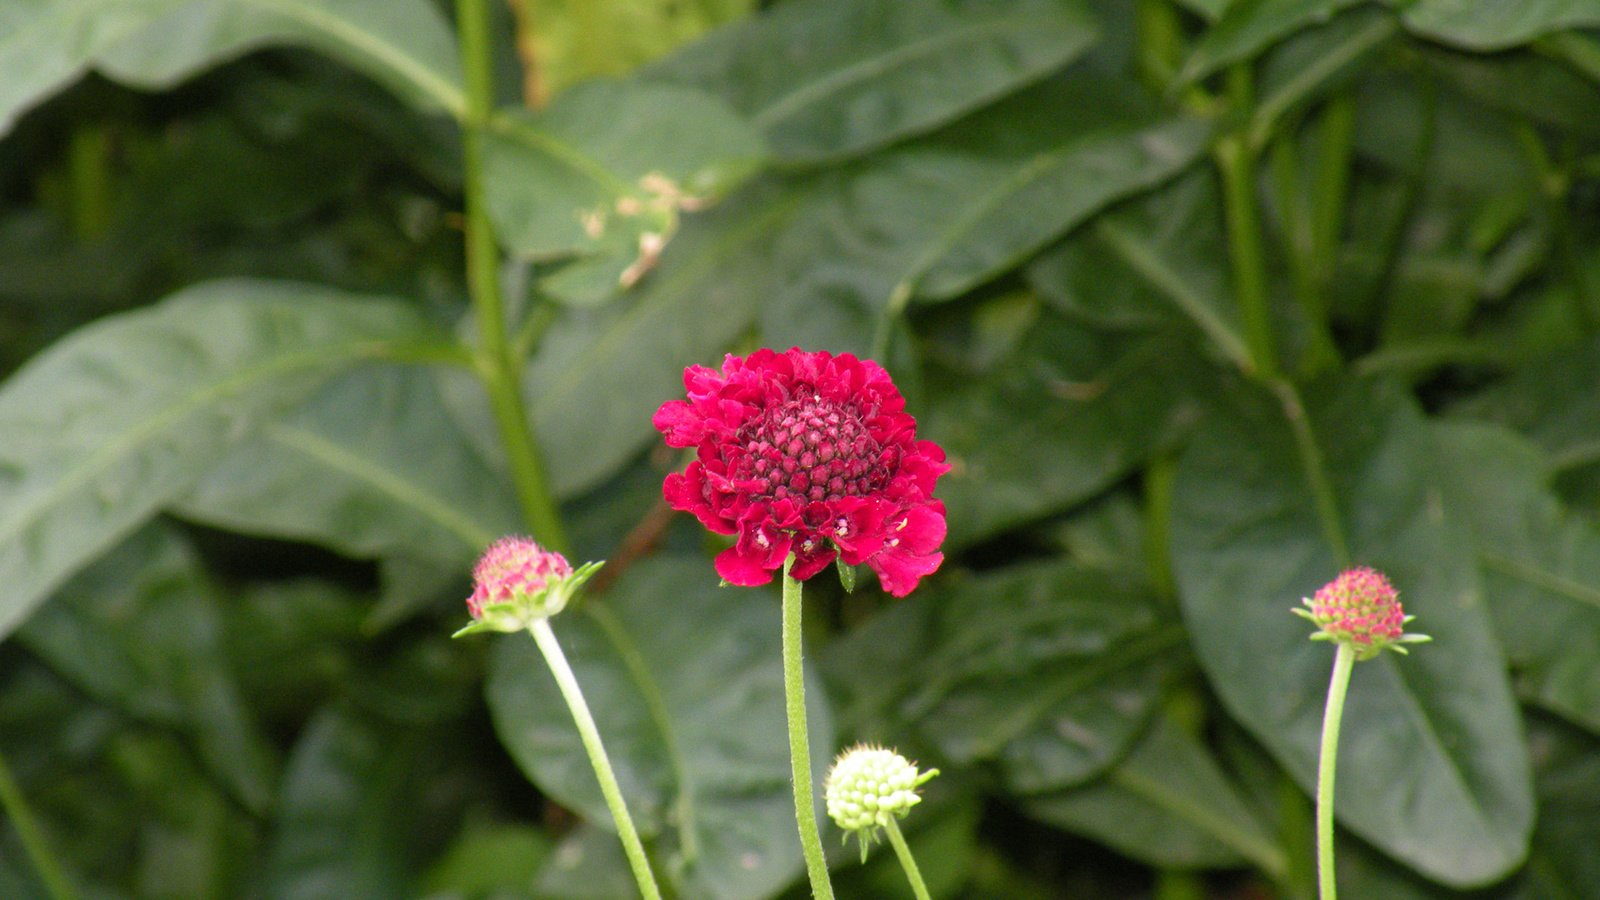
[0,749,77,900]
[1315,642,1357,900]
[1271,379,1350,566]
[782,557,835,899]
[455,0,569,552]
[1310,96,1355,301]
[528,619,662,900]
[1215,66,1277,379]
[883,817,931,900]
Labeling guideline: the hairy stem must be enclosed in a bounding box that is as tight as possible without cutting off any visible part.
[456,0,569,552]
[783,557,836,899]
[529,619,662,899]
[1316,643,1357,900]
[884,817,931,900]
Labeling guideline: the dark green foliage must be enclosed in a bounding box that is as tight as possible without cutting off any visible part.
[3,0,1600,896]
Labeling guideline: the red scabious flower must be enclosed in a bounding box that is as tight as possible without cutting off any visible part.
[654,348,949,596]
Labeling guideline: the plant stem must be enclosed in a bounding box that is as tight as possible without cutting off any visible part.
[1315,642,1357,900]
[455,0,569,553]
[0,749,77,900]
[883,817,931,900]
[782,557,835,899]
[1215,66,1277,379]
[528,619,662,900]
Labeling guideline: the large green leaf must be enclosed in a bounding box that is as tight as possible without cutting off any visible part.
[894,561,1179,792]
[1023,711,1287,875]
[1432,421,1600,733]
[1401,0,1600,51]
[0,280,432,640]
[17,524,277,813]
[1171,377,1532,886]
[925,323,1213,550]
[265,706,453,898]
[750,77,1210,353]
[485,557,831,900]
[482,79,765,304]
[646,0,1101,163]
[175,363,518,570]
[0,0,463,138]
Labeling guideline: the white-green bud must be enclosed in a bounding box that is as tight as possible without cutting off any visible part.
[824,744,938,862]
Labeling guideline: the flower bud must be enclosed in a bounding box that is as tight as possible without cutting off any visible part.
[824,744,938,862]
[1294,566,1431,660]
[454,537,602,636]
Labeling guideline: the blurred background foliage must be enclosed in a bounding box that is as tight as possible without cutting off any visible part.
[2,0,1600,897]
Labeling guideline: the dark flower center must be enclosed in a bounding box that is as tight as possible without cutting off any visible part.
[734,392,889,505]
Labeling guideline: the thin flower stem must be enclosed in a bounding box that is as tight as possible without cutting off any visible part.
[883,817,932,900]
[455,0,569,553]
[1316,642,1357,900]
[528,619,662,900]
[0,749,77,900]
[782,557,836,899]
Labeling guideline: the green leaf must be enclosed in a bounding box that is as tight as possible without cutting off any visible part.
[1177,0,1368,86]
[1026,171,1251,369]
[482,79,765,304]
[924,322,1213,550]
[1250,6,1398,146]
[1450,334,1600,472]
[898,561,1179,791]
[17,524,277,813]
[753,77,1210,351]
[0,0,464,138]
[532,824,638,899]
[1432,421,1600,733]
[1401,0,1600,52]
[265,706,450,898]
[1023,711,1287,875]
[647,0,1101,163]
[1170,377,1533,886]
[0,279,432,640]
[422,820,550,898]
[175,363,518,570]
[486,557,831,899]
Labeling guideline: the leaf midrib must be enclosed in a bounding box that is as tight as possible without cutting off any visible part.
[263,420,500,551]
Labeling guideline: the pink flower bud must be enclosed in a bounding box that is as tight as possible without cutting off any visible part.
[1295,566,1430,660]
[456,537,602,636]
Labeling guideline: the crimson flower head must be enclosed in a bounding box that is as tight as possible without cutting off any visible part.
[653,348,950,596]
[1294,566,1431,660]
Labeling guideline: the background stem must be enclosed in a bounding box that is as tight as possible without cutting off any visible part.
[783,558,836,899]
[1216,66,1277,379]
[455,0,569,552]
[1316,643,1357,900]
[0,749,77,900]
[529,619,662,900]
